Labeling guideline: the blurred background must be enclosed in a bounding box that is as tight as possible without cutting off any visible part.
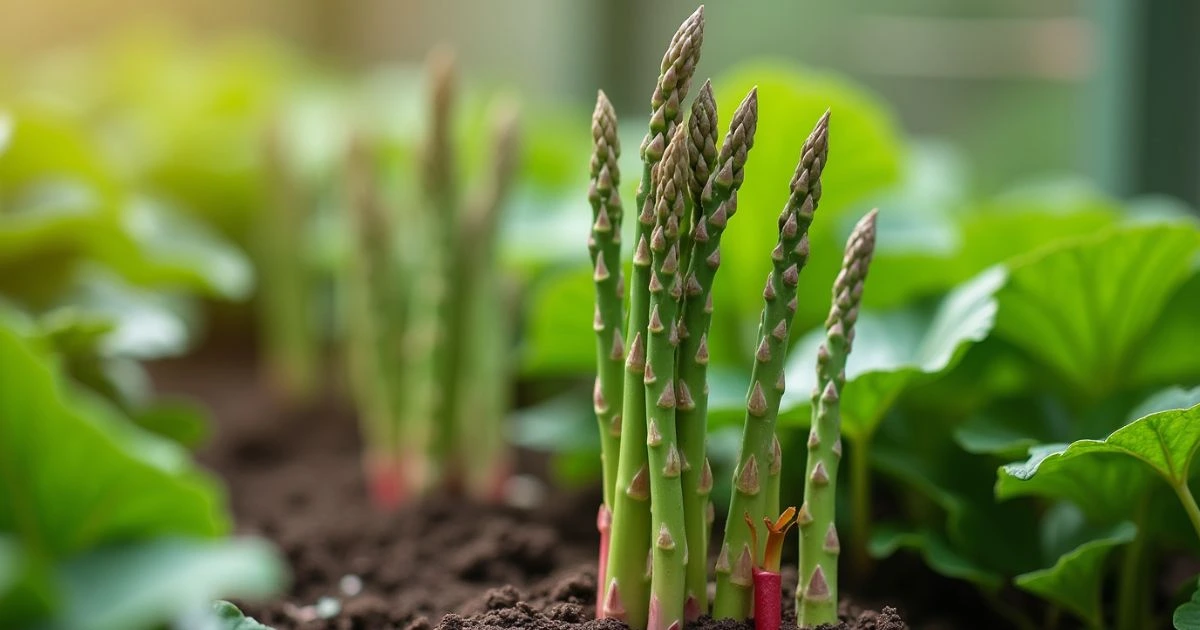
[2,0,1197,204]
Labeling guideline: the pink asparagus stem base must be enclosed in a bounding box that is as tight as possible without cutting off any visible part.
[365,455,408,511]
[595,505,612,619]
[752,567,782,630]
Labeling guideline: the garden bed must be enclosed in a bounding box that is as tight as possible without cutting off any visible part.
[147,350,1034,630]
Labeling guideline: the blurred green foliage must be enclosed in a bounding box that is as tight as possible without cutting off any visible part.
[0,321,283,630]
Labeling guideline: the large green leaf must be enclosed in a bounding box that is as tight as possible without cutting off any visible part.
[45,538,283,630]
[208,601,275,630]
[869,526,1003,590]
[873,419,1043,580]
[993,223,1200,399]
[0,322,284,628]
[1014,522,1136,628]
[1176,579,1200,630]
[763,266,1002,439]
[0,323,228,557]
[519,267,595,376]
[108,199,254,301]
[998,401,1200,530]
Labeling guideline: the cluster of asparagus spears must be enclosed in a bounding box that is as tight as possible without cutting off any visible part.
[588,7,878,629]
[344,50,521,508]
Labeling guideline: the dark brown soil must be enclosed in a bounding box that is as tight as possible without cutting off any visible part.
[150,354,907,630]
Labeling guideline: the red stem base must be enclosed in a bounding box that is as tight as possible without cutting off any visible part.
[753,568,782,630]
[365,456,408,511]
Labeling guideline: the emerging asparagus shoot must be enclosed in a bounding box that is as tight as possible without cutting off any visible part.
[343,49,520,509]
[714,110,829,620]
[588,89,624,618]
[586,8,877,628]
[796,209,878,629]
[604,7,704,628]
[676,86,759,620]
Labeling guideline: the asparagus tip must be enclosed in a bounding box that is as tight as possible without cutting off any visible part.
[425,44,457,113]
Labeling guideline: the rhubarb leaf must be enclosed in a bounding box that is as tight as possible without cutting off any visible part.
[210,601,275,630]
[1014,522,1136,628]
[1176,579,1200,630]
[0,321,284,628]
[48,538,283,630]
[997,401,1200,528]
[992,223,1200,399]
[869,526,1003,590]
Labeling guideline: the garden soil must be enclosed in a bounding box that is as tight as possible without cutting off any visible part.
[150,350,998,630]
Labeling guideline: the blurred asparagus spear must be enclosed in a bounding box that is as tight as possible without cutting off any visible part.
[258,124,321,403]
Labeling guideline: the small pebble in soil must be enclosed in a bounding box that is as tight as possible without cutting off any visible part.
[503,474,547,509]
[340,573,364,596]
[315,596,341,619]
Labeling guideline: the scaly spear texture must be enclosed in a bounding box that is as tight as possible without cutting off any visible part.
[680,80,718,268]
[588,90,624,618]
[605,7,704,628]
[797,209,877,629]
[675,87,758,621]
[714,111,829,620]
[644,124,690,630]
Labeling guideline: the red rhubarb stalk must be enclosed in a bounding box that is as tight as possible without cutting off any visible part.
[745,507,798,630]
[752,568,782,630]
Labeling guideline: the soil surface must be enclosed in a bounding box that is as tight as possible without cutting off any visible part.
[151,353,915,630]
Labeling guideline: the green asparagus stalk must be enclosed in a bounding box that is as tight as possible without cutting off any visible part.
[675,87,759,621]
[402,48,458,496]
[713,111,829,620]
[589,90,624,617]
[423,47,468,490]
[453,100,521,500]
[589,90,625,511]
[259,125,320,403]
[797,208,877,629]
[644,124,690,630]
[605,7,704,628]
[680,80,718,269]
[342,136,405,507]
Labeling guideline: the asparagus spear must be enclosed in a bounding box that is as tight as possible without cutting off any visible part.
[423,47,466,490]
[675,87,759,620]
[259,124,319,403]
[680,80,718,268]
[402,48,457,496]
[797,209,877,629]
[588,89,624,617]
[342,136,404,507]
[453,100,521,500]
[713,111,829,620]
[605,7,704,627]
[644,124,690,630]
